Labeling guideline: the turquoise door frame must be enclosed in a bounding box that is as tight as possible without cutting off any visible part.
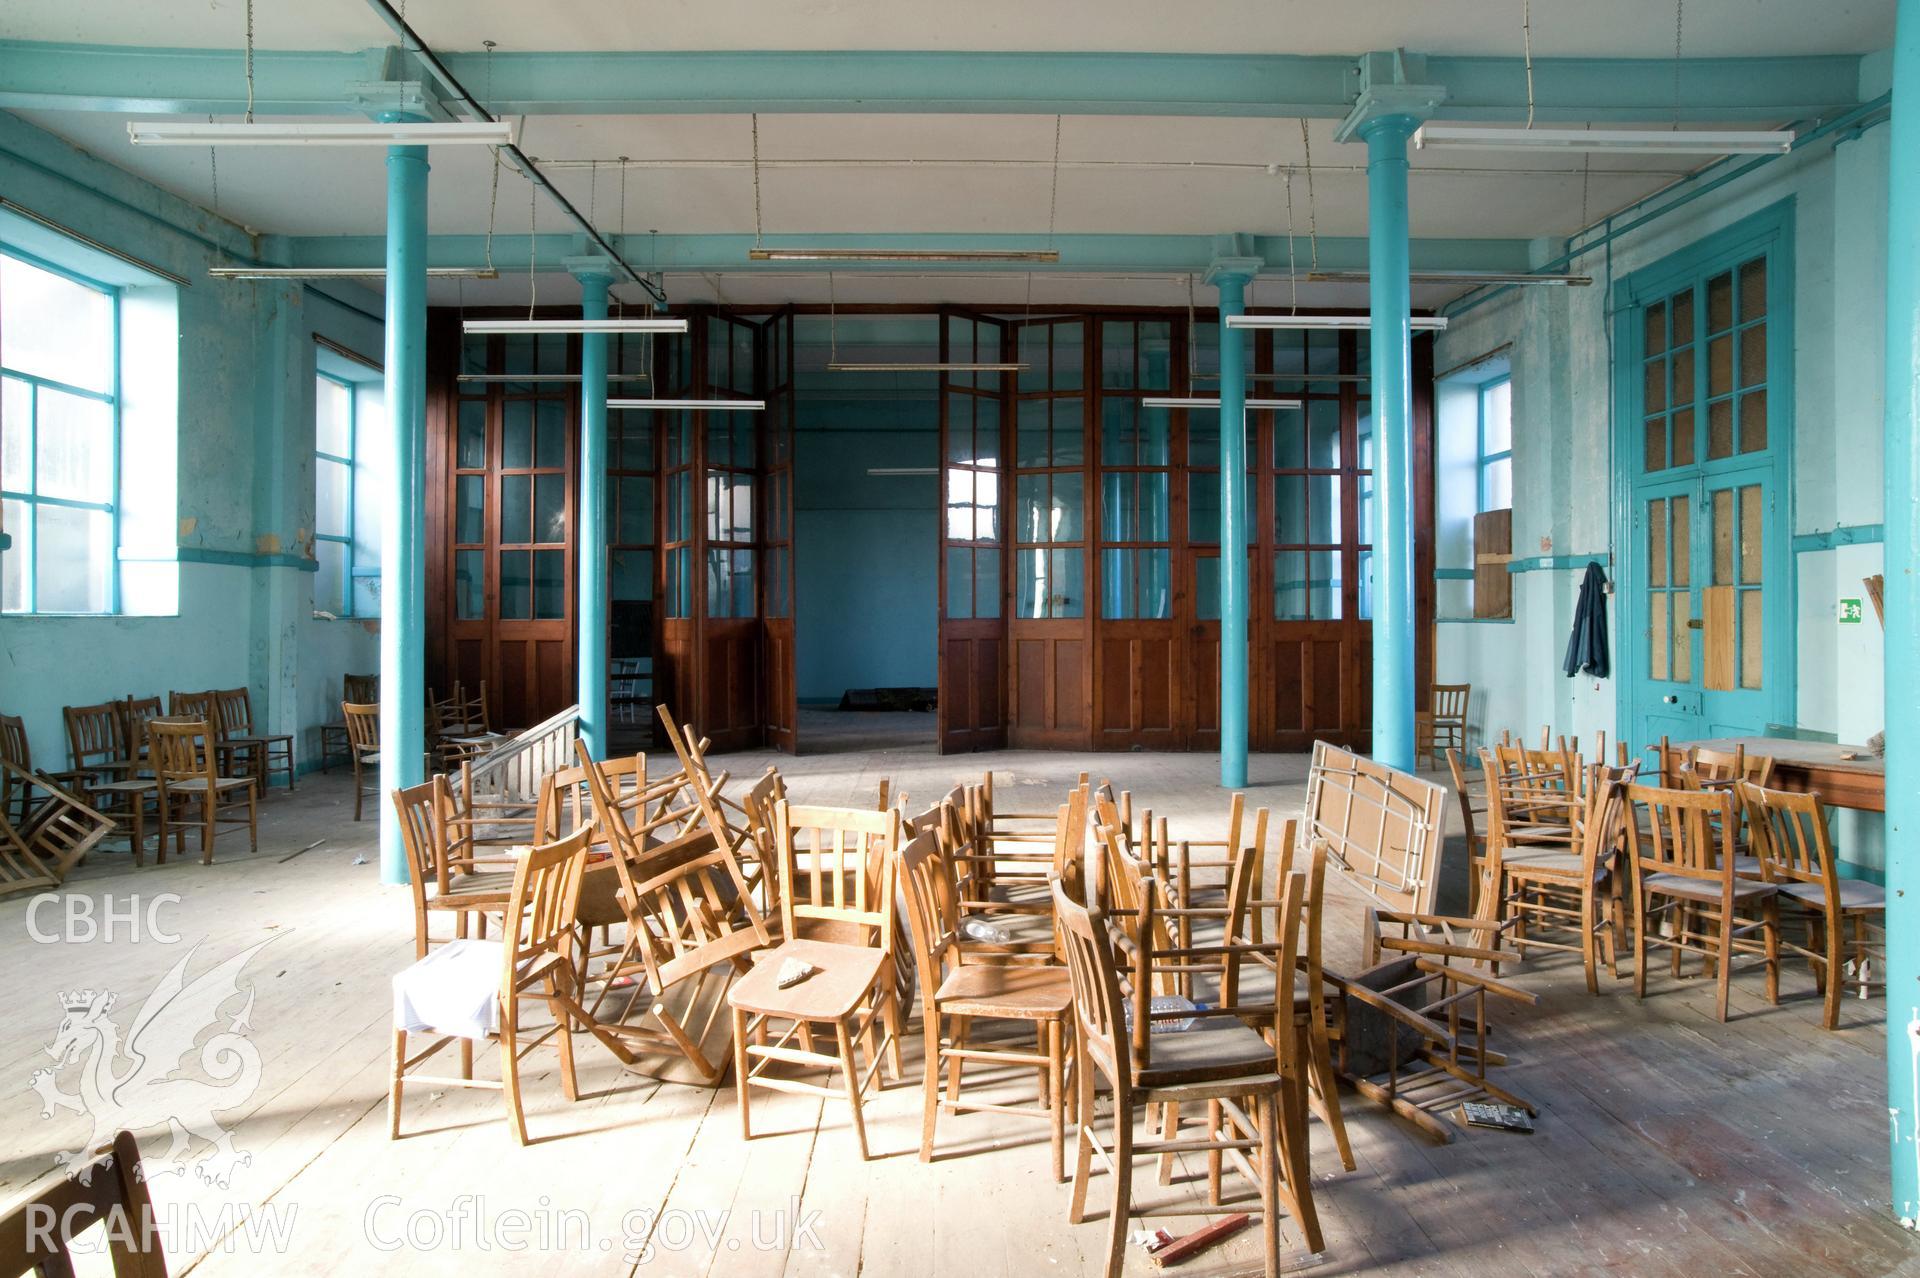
[1611,199,1796,750]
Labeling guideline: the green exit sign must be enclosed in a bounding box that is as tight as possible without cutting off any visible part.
[1839,598,1864,623]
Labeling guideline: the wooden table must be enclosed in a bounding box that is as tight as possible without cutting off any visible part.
[1685,736,1885,813]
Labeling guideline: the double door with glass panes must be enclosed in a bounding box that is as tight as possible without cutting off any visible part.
[1627,231,1786,747]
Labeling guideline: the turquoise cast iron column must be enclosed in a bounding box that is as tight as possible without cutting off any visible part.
[1885,0,1920,1224]
[1210,262,1255,789]
[572,262,613,757]
[378,131,429,885]
[1360,113,1418,773]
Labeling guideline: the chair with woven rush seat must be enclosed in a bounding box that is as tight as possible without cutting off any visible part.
[1739,781,1885,1029]
[1626,782,1780,1022]
[148,717,257,864]
[727,801,906,1160]
[343,701,381,821]
[897,821,1074,1179]
[321,673,377,772]
[54,701,155,861]
[1418,683,1471,770]
[213,686,295,793]
[393,775,518,959]
[388,826,595,1145]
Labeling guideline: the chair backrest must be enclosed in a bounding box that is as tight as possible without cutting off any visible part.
[1304,741,1446,914]
[119,696,164,757]
[773,801,901,948]
[1689,744,1775,788]
[147,718,217,783]
[343,702,381,752]
[1444,747,1484,855]
[391,777,453,956]
[896,827,963,1006]
[0,1129,166,1277]
[0,714,27,770]
[1052,850,1131,1088]
[1625,782,1739,889]
[1738,781,1839,900]
[501,826,593,988]
[1572,763,1638,885]
[1431,683,1470,723]
[64,701,127,770]
[212,687,255,740]
[168,689,214,720]
[343,672,379,704]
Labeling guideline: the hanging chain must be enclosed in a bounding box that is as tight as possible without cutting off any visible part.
[244,0,256,123]
[1284,167,1299,314]
[207,115,220,214]
[589,159,599,224]
[1298,118,1320,269]
[1047,114,1063,246]
[1580,144,1593,225]
[1522,0,1534,130]
[485,150,500,270]
[751,113,765,247]
[1672,0,1684,129]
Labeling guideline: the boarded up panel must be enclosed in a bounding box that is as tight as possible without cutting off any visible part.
[1702,584,1736,692]
[1474,508,1513,619]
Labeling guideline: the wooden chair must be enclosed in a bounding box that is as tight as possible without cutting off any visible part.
[574,745,771,1084]
[1625,783,1780,1022]
[0,1130,166,1277]
[343,701,381,821]
[1057,854,1311,1278]
[1488,763,1638,993]
[727,801,906,1160]
[51,702,156,862]
[0,760,113,896]
[437,680,508,769]
[389,826,596,1145]
[117,695,164,768]
[1738,781,1886,1029]
[63,701,136,785]
[213,687,296,792]
[1444,747,1491,915]
[321,673,377,773]
[966,769,1072,899]
[148,717,258,864]
[1269,833,1356,1172]
[897,822,1074,1179]
[1427,683,1470,767]
[393,776,518,959]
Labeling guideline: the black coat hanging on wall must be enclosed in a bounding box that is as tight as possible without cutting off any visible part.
[1564,561,1611,679]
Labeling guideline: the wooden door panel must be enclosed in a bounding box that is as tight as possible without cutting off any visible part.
[764,618,797,752]
[1095,627,1179,748]
[940,626,1005,749]
[1009,628,1088,747]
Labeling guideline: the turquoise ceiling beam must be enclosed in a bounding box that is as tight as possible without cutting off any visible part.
[284,232,1537,276]
[0,41,1863,121]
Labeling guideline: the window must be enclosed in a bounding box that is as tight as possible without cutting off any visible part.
[1478,375,1512,512]
[1,249,119,614]
[314,373,355,614]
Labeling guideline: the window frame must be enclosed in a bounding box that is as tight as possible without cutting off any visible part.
[313,369,357,616]
[0,244,123,616]
[1476,373,1513,514]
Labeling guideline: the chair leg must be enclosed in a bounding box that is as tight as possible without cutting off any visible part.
[1633,887,1649,1000]
[1102,1097,1133,1278]
[500,1006,529,1146]
[548,976,579,1103]
[1157,1100,1181,1185]
[353,762,365,821]
[1069,1032,1095,1225]
[1581,883,1600,996]
[920,1011,943,1163]
[246,785,258,853]
[1823,907,1844,1031]
[1307,1021,1355,1172]
[881,986,905,1084]
[1713,906,1735,1023]
[835,1021,871,1161]
[1047,1018,1065,1184]
[1258,1095,1281,1278]
[945,1015,971,1102]
[1762,897,1780,1006]
[199,794,214,866]
[731,1007,753,1140]
[388,1028,407,1140]
[1205,1098,1224,1205]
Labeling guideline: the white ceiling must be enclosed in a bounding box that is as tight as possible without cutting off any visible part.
[0,0,1894,57]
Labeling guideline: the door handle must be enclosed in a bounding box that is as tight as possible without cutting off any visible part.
[1686,618,1703,630]
[1663,695,1679,704]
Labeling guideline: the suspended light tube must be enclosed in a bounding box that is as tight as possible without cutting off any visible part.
[461,318,688,335]
[457,373,651,384]
[828,361,1028,372]
[1412,125,1792,156]
[1225,314,1448,332]
[608,398,765,411]
[868,467,939,476]
[1306,270,1591,287]
[128,120,518,147]
[211,266,500,280]
[748,248,1061,263]
[1142,396,1304,410]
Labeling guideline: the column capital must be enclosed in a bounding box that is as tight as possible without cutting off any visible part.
[565,255,617,285]
[1204,233,1263,287]
[1333,50,1447,144]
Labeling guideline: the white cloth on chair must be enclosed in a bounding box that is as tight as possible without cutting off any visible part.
[393,939,504,1040]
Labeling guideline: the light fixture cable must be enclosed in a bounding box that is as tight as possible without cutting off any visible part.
[1299,119,1319,268]
[244,0,256,123]
[751,113,764,248]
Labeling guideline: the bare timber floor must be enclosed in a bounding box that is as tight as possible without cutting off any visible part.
[1,746,1913,1277]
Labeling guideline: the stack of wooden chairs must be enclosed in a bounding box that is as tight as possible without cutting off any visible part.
[0,712,114,897]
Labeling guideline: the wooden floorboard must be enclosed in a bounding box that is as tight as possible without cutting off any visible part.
[1,753,1916,1277]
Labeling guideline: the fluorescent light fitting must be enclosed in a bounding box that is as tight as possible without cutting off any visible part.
[607,398,765,411]
[867,467,939,476]
[457,373,651,383]
[1225,314,1448,332]
[461,318,689,335]
[828,362,1028,373]
[1306,270,1591,287]
[748,248,1061,263]
[1142,397,1303,410]
[128,120,518,147]
[210,267,500,280]
[1413,125,1791,156]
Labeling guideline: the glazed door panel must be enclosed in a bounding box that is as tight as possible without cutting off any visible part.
[761,309,798,752]
[693,312,765,752]
[937,310,1011,752]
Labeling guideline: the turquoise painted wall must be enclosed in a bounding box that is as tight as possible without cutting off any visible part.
[0,111,381,771]
[1431,92,1891,872]
[794,396,939,702]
